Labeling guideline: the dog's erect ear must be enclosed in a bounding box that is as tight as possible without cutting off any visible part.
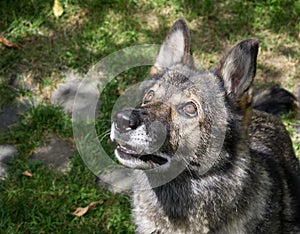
[213,39,259,109]
[151,18,193,75]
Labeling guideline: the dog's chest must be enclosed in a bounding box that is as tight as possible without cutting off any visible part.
[132,189,253,234]
[132,190,211,234]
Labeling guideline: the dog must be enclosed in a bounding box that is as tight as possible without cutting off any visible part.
[110,18,300,233]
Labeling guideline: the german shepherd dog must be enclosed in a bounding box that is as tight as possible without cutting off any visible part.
[110,19,300,233]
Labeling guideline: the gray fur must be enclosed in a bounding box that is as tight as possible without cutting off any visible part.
[111,18,300,233]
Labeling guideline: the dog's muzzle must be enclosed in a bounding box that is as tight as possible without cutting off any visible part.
[111,108,169,169]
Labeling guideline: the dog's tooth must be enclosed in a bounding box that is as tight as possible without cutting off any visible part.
[120,145,128,151]
[118,145,138,155]
[136,148,144,155]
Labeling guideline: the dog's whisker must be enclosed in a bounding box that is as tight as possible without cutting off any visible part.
[98,130,111,142]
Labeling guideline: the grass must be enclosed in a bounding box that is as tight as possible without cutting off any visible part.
[0,0,299,233]
[0,104,72,157]
[0,155,133,233]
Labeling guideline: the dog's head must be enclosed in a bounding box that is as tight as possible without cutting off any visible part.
[110,19,258,172]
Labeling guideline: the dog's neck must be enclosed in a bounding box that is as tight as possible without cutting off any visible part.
[133,145,253,222]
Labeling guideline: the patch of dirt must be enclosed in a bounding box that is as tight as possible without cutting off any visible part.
[0,144,17,180]
[30,136,75,173]
[257,51,299,93]
[0,99,31,132]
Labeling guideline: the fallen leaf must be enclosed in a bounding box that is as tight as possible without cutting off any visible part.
[0,37,22,49]
[22,170,33,177]
[52,0,64,18]
[73,200,103,217]
[73,206,89,217]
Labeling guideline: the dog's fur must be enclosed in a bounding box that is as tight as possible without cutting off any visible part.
[110,19,300,233]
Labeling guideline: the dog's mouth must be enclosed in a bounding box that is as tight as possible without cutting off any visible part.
[116,143,168,169]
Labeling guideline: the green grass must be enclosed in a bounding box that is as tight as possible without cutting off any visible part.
[0,0,299,233]
[0,104,72,158]
[0,155,133,233]
[282,112,300,159]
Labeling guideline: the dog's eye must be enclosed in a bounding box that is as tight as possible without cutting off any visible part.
[183,102,198,117]
[143,90,154,104]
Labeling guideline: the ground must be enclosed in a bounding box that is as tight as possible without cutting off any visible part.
[0,0,299,233]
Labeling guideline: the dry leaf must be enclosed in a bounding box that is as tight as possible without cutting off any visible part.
[73,200,103,217]
[22,170,33,177]
[52,0,64,18]
[73,206,89,217]
[0,37,22,49]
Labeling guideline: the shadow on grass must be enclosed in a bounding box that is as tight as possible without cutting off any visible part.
[0,0,298,109]
[1,0,298,76]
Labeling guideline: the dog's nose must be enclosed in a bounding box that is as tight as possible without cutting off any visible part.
[114,109,143,132]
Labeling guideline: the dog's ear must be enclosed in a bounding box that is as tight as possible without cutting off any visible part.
[150,18,194,75]
[212,39,259,109]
